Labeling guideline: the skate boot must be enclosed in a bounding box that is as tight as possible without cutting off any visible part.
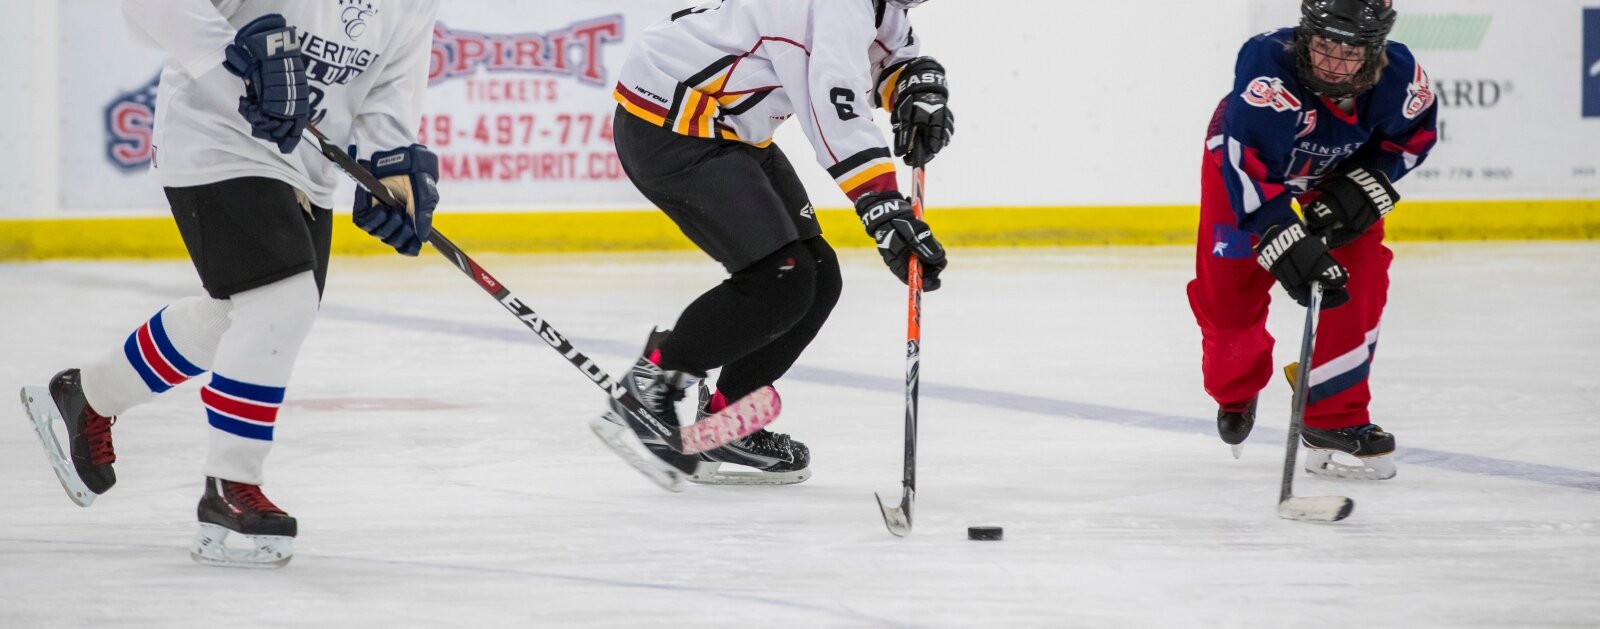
[1216,397,1256,459]
[1301,424,1397,480]
[692,384,811,485]
[190,477,297,568]
[588,328,702,492]
[20,369,118,506]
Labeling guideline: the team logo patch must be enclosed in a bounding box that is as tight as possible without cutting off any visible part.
[339,0,376,41]
[1211,224,1253,259]
[1403,64,1435,120]
[1241,76,1302,113]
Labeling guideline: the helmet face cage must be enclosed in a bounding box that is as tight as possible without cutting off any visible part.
[1294,0,1396,98]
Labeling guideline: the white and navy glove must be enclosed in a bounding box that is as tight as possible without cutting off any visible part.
[1304,165,1398,248]
[222,14,310,154]
[884,57,954,167]
[855,192,947,290]
[1255,222,1349,309]
[353,145,439,257]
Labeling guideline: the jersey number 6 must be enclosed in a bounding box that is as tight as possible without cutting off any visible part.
[831,88,859,121]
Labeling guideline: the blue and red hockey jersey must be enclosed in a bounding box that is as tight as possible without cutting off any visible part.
[1207,28,1438,235]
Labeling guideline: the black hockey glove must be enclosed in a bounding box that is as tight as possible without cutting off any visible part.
[885,57,954,167]
[222,14,310,154]
[855,192,947,290]
[1303,165,1398,249]
[1255,222,1350,309]
[353,145,440,257]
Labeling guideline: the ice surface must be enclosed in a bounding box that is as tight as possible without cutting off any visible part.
[2,244,1597,628]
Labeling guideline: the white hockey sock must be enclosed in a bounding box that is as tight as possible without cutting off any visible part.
[81,296,232,417]
[203,272,320,486]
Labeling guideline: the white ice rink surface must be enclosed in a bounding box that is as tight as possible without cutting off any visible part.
[2,243,1598,628]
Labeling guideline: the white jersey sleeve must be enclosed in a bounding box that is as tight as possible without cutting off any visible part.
[770,0,898,202]
[350,2,437,158]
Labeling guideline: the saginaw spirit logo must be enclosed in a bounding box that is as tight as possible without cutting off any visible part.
[428,15,623,87]
[104,14,626,171]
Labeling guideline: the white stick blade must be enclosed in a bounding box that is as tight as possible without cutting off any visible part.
[875,492,912,537]
[1277,496,1354,522]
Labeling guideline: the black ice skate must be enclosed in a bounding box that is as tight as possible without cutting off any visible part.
[692,385,811,486]
[1301,424,1397,480]
[587,328,702,493]
[1217,397,1257,460]
[19,369,118,507]
[190,477,297,569]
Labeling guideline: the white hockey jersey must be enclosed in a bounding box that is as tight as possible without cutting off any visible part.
[122,0,438,208]
[613,0,922,202]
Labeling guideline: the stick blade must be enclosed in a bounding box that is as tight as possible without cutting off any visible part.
[1277,495,1354,522]
[875,491,913,537]
[678,386,780,455]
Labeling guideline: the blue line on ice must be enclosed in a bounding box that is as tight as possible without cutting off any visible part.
[322,305,1600,495]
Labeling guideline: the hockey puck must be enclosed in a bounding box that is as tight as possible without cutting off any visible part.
[967,526,1003,541]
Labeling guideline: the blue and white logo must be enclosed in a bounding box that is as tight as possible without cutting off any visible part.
[1585,9,1600,118]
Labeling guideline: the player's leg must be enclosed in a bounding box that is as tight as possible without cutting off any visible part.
[1299,218,1396,479]
[1187,157,1278,448]
[166,177,324,567]
[592,108,815,487]
[690,145,838,484]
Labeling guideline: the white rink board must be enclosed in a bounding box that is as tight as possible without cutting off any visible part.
[6,0,1596,218]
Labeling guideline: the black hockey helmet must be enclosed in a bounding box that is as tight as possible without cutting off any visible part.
[1294,0,1397,97]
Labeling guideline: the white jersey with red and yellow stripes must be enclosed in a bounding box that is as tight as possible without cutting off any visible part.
[613,0,920,201]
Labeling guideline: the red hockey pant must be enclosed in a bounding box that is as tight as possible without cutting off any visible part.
[1186,156,1392,430]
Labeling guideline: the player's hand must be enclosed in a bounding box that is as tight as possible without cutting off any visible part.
[353,145,439,256]
[1255,222,1349,308]
[1303,165,1399,248]
[855,192,947,290]
[222,14,310,154]
[889,58,954,167]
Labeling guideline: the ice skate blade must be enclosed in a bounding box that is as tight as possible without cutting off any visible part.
[1277,495,1355,522]
[588,412,685,493]
[190,523,293,569]
[20,386,97,507]
[1229,444,1244,460]
[875,490,913,537]
[1303,449,1397,480]
[689,461,811,486]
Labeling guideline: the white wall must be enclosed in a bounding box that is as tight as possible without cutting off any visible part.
[1,0,1594,218]
[0,0,60,218]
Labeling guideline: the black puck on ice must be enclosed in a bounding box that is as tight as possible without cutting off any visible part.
[967,526,1003,541]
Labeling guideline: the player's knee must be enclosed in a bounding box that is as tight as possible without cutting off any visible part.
[227,271,320,339]
[730,241,818,325]
[803,237,842,316]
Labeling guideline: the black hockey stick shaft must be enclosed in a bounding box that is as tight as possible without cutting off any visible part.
[1280,282,1323,503]
[300,124,692,453]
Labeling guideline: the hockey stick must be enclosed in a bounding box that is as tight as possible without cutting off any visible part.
[300,124,774,456]
[1276,281,1355,521]
[876,166,926,537]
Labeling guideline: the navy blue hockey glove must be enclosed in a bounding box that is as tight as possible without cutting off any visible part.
[222,14,310,154]
[1255,222,1349,309]
[855,192,946,290]
[1303,165,1399,249]
[884,57,954,167]
[353,145,439,257]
